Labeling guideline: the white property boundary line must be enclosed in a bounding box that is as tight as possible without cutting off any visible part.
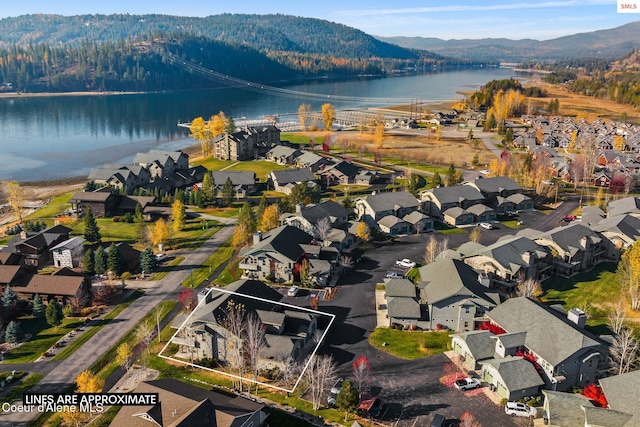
[159,287,336,393]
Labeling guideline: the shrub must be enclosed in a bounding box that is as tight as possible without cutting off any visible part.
[500,398,509,406]
[62,304,75,317]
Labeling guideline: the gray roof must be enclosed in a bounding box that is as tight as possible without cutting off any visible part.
[239,225,314,262]
[495,331,527,349]
[361,191,419,213]
[487,297,607,366]
[467,176,521,195]
[210,171,256,186]
[462,236,548,276]
[591,214,640,242]
[297,200,348,225]
[481,356,544,391]
[387,297,421,319]
[425,185,485,206]
[506,193,531,204]
[403,211,431,224]
[582,406,633,427]
[133,149,185,165]
[270,168,316,185]
[419,258,500,306]
[295,151,325,166]
[582,205,606,227]
[385,279,417,298]
[466,204,494,215]
[607,196,640,218]
[450,330,496,361]
[378,215,407,228]
[599,370,640,423]
[267,145,299,158]
[542,390,594,427]
[542,223,602,256]
[443,207,470,218]
[70,191,113,202]
[50,237,85,252]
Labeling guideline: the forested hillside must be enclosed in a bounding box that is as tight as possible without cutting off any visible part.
[0,13,477,92]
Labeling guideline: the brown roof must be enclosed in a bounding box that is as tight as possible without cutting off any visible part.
[70,191,114,202]
[0,265,21,284]
[0,252,22,265]
[19,274,86,297]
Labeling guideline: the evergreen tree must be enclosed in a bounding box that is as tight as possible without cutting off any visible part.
[336,379,359,415]
[201,171,216,205]
[446,164,460,187]
[278,195,294,214]
[83,248,95,275]
[32,293,45,318]
[237,202,257,234]
[139,248,157,274]
[221,177,234,207]
[432,171,442,187]
[226,116,236,134]
[94,248,106,275]
[107,243,123,276]
[46,301,64,328]
[256,194,269,222]
[83,208,101,243]
[134,203,144,223]
[2,285,18,310]
[5,320,23,343]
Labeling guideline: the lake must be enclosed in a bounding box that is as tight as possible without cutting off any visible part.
[0,68,514,181]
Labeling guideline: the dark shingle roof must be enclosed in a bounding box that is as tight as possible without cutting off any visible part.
[426,185,484,206]
[599,370,640,422]
[239,225,313,263]
[468,176,521,195]
[210,171,256,186]
[385,279,417,297]
[607,196,640,218]
[450,330,496,360]
[481,356,545,391]
[298,200,348,225]
[270,168,316,184]
[361,191,419,213]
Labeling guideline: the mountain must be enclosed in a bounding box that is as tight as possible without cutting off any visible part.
[378,21,640,62]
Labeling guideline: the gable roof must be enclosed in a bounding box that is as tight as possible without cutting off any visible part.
[418,258,500,306]
[20,273,86,297]
[425,185,484,206]
[238,225,314,262]
[487,297,607,366]
[591,214,640,242]
[385,279,417,298]
[582,406,633,427]
[599,370,640,423]
[0,265,21,284]
[297,200,348,225]
[481,356,544,391]
[450,330,496,361]
[607,196,640,218]
[50,237,85,252]
[360,191,419,213]
[270,168,316,185]
[461,236,548,276]
[210,171,256,186]
[267,145,299,158]
[467,176,521,195]
[403,211,431,224]
[542,390,595,427]
[387,296,421,319]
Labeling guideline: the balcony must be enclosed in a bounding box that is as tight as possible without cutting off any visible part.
[239,262,258,271]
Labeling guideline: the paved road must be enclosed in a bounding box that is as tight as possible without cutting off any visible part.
[0,218,235,426]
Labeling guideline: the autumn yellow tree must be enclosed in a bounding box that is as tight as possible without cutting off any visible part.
[568,130,578,151]
[373,121,385,150]
[171,199,186,234]
[298,103,311,131]
[259,204,279,232]
[232,222,252,250]
[189,116,213,158]
[435,126,442,141]
[61,370,105,426]
[356,221,370,242]
[7,180,25,224]
[614,135,626,152]
[208,111,227,137]
[321,103,335,130]
[148,218,171,250]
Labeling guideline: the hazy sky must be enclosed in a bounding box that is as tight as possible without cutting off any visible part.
[1,0,639,40]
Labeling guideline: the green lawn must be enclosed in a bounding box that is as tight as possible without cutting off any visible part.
[182,239,235,287]
[542,262,621,332]
[25,192,75,223]
[2,317,84,363]
[191,206,241,217]
[434,221,468,235]
[0,373,44,409]
[150,256,185,281]
[225,160,289,181]
[190,157,235,171]
[369,328,451,360]
[72,218,139,243]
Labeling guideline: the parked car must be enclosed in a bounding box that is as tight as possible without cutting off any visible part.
[287,286,299,297]
[327,391,338,407]
[395,259,416,268]
[454,377,481,391]
[561,215,577,223]
[479,222,493,230]
[155,253,167,262]
[505,401,537,418]
[386,271,404,279]
[430,413,446,427]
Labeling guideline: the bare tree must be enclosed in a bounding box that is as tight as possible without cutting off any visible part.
[610,328,639,375]
[7,181,25,224]
[244,313,266,392]
[136,320,154,357]
[515,275,543,299]
[219,301,247,391]
[608,300,626,336]
[352,355,371,398]
[281,356,300,395]
[424,235,449,264]
[152,306,163,342]
[469,226,482,243]
[314,217,332,246]
[339,255,354,270]
[304,354,337,411]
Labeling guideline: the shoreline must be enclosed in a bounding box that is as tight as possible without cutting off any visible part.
[0,91,146,99]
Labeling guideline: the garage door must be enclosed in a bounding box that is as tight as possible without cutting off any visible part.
[496,382,508,399]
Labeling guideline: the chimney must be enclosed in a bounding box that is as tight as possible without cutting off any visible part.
[567,308,586,328]
[580,236,589,249]
[522,251,532,265]
[253,231,263,245]
[20,230,27,240]
[477,272,491,288]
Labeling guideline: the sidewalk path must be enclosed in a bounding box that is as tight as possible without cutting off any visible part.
[0,223,235,426]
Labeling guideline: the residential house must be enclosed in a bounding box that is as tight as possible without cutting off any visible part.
[486,297,610,392]
[133,150,189,180]
[266,145,301,165]
[507,193,534,210]
[238,225,315,284]
[209,171,257,198]
[599,370,640,427]
[111,378,268,427]
[541,390,633,427]
[459,236,552,289]
[16,268,92,306]
[268,168,317,195]
[420,185,485,219]
[69,191,118,217]
[171,280,317,371]
[518,223,606,277]
[281,201,355,252]
[402,211,434,234]
[591,214,640,258]
[294,151,331,172]
[212,125,281,160]
[50,237,85,268]
[466,204,496,223]
[607,196,640,218]
[450,330,496,370]
[0,265,26,292]
[355,191,421,232]
[418,258,500,331]
[384,278,426,329]
[378,215,411,236]
[480,356,545,401]
[88,164,151,191]
[465,176,522,200]
[321,161,360,185]
[593,171,612,188]
[9,225,72,268]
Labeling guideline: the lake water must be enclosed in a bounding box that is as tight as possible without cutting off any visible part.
[0,68,514,181]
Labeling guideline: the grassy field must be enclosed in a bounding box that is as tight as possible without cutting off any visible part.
[150,256,185,281]
[541,262,627,334]
[434,221,468,235]
[369,328,451,360]
[24,192,75,223]
[225,160,289,181]
[2,317,85,364]
[0,373,44,409]
[182,239,235,287]
[191,206,241,217]
[190,157,235,171]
